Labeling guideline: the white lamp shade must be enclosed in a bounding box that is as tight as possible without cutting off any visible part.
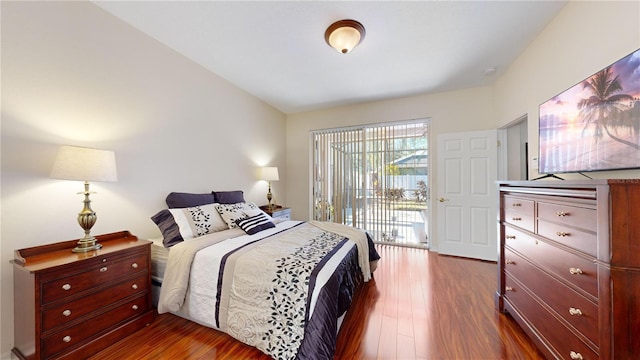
[50,145,118,182]
[260,167,279,182]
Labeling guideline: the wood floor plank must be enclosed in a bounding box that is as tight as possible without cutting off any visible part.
[377,314,399,359]
[89,244,544,360]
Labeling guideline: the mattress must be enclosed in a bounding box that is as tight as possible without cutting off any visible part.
[150,237,168,307]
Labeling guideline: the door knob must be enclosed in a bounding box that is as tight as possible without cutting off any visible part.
[439,197,448,202]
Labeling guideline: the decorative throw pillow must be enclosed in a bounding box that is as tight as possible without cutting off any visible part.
[213,190,245,204]
[166,192,216,209]
[235,212,275,235]
[151,209,183,248]
[215,202,271,229]
[151,203,228,247]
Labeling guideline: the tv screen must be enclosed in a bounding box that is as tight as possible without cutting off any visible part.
[539,48,640,175]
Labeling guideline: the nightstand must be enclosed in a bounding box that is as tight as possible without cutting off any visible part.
[260,205,291,220]
[11,231,155,360]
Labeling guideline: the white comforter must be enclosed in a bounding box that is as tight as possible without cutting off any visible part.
[158,220,372,315]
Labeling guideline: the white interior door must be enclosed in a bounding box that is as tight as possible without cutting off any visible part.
[436,130,497,261]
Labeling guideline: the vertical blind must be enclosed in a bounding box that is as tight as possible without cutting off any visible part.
[312,120,429,243]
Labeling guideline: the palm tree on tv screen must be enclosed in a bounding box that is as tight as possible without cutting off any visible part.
[577,66,639,150]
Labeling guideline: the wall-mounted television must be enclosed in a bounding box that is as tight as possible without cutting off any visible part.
[538,48,640,175]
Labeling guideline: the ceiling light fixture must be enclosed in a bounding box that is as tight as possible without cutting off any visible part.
[325,19,365,54]
[484,67,497,76]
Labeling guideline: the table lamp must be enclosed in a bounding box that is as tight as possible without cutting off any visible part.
[260,167,279,212]
[50,145,118,252]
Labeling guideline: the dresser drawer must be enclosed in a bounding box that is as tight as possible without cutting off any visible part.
[504,208,534,233]
[537,202,597,232]
[41,294,149,358]
[272,209,291,220]
[505,225,598,298]
[42,253,148,304]
[538,219,597,257]
[503,196,535,232]
[266,207,291,220]
[42,273,149,332]
[504,195,535,214]
[504,275,598,360]
[504,248,599,345]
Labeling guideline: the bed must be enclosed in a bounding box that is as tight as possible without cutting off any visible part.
[150,191,380,360]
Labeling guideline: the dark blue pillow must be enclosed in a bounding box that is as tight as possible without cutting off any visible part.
[151,209,183,247]
[166,192,215,208]
[235,213,275,235]
[213,190,245,204]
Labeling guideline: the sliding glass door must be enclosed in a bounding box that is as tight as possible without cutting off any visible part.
[312,120,429,247]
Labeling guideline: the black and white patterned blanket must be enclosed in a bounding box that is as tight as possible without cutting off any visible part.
[158,220,380,359]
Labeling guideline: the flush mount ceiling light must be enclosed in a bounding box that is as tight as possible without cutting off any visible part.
[484,67,497,76]
[324,19,366,54]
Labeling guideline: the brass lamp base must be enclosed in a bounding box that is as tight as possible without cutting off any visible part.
[72,181,102,253]
[72,237,102,253]
[267,181,274,212]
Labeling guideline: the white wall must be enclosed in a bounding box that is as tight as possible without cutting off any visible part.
[0,2,286,357]
[286,86,497,244]
[493,1,640,180]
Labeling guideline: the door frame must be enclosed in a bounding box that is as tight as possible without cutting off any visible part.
[498,114,529,181]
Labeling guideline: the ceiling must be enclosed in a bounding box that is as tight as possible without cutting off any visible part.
[93,1,567,114]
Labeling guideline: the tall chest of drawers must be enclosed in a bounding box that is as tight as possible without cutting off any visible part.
[496,180,640,360]
[11,231,155,360]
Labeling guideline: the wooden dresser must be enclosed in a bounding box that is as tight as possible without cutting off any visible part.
[11,231,155,360]
[495,179,640,360]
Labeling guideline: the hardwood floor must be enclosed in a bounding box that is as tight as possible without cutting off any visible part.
[89,245,544,359]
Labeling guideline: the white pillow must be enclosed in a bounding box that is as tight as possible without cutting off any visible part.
[168,203,228,239]
[215,202,272,229]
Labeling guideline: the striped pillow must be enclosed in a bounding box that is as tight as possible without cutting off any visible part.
[235,212,275,235]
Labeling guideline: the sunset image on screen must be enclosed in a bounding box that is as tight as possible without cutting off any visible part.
[539,49,640,174]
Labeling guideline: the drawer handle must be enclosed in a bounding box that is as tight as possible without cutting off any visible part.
[511,217,522,221]
[132,305,139,310]
[570,351,583,360]
[62,284,71,291]
[569,267,583,275]
[62,309,71,317]
[556,211,569,217]
[569,307,583,316]
[506,260,515,265]
[100,266,108,272]
[556,231,570,237]
[131,262,139,269]
[505,286,514,292]
[63,335,71,343]
[505,235,516,239]
[132,284,138,290]
[511,203,521,207]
